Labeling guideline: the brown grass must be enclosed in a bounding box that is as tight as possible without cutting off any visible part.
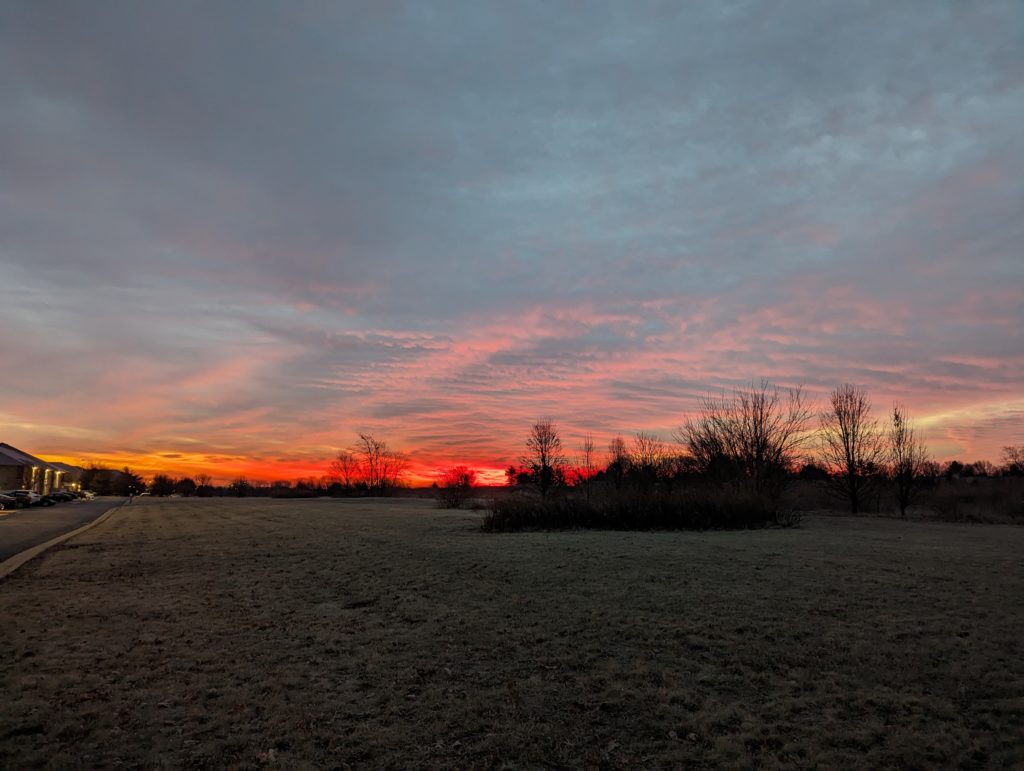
[1,498,1022,768]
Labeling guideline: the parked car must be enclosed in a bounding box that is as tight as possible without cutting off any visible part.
[5,489,41,506]
[50,490,76,502]
[0,493,18,510]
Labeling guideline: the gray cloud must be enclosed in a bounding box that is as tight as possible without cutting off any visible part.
[1,1,1022,472]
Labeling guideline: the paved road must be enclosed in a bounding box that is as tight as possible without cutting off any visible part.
[0,497,127,562]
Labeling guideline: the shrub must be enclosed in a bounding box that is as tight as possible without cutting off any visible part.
[924,478,1024,523]
[481,487,781,532]
[436,466,477,509]
[773,509,803,528]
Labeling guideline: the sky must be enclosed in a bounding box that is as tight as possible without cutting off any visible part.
[1,1,1022,484]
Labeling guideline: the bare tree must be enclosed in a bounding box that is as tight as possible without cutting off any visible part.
[630,431,665,469]
[355,433,408,495]
[437,465,477,508]
[629,431,667,485]
[329,450,358,490]
[1002,445,1024,476]
[888,404,930,517]
[354,436,382,489]
[676,379,813,497]
[381,449,410,492]
[972,459,998,477]
[522,418,566,498]
[578,433,596,502]
[820,384,885,514]
[606,435,629,490]
[195,473,215,497]
[677,396,732,481]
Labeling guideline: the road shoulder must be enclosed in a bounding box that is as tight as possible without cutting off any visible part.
[0,501,128,580]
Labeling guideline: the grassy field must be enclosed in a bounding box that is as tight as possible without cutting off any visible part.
[1,498,1022,768]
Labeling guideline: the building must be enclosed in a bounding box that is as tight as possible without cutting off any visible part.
[47,461,85,492]
[0,448,30,491]
[0,443,68,494]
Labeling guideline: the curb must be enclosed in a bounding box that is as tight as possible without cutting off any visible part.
[0,501,129,581]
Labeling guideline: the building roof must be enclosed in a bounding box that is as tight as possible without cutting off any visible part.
[0,448,27,467]
[0,443,61,472]
[47,461,84,474]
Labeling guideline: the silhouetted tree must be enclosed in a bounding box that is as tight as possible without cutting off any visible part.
[797,461,830,481]
[79,465,144,497]
[329,450,358,491]
[1003,446,1024,476]
[174,477,197,496]
[606,435,629,490]
[678,379,813,497]
[969,459,996,477]
[820,384,885,514]
[505,465,531,488]
[942,460,965,480]
[80,464,107,494]
[437,466,476,508]
[522,419,566,498]
[150,474,176,496]
[888,404,930,517]
[110,467,144,496]
[577,433,596,502]
[195,473,215,497]
[628,431,667,487]
[228,477,252,497]
[354,433,408,495]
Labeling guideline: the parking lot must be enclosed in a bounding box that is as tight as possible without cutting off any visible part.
[0,497,126,562]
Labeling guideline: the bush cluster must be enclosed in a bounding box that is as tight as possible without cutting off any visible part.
[481,487,786,532]
[928,478,1024,523]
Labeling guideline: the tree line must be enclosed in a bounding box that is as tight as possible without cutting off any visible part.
[138,433,412,499]
[79,465,146,496]
[116,381,1022,518]
[495,381,1023,520]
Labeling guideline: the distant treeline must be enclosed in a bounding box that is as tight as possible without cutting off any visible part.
[126,380,1024,528]
[481,381,1023,529]
[137,434,414,499]
[80,465,145,497]
[146,474,354,499]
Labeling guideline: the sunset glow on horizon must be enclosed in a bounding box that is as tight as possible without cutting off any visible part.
[1,3,1021,483]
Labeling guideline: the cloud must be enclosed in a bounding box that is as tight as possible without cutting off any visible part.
[1,1,1022,480]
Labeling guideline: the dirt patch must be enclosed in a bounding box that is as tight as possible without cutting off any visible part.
[2,498,1022,768]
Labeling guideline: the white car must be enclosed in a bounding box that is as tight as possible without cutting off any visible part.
[5,489,42,506]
